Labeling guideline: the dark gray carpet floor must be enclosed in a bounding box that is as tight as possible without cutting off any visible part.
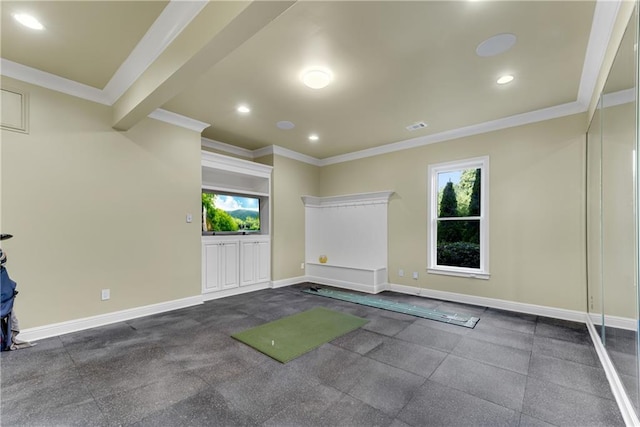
[1,283,625,426]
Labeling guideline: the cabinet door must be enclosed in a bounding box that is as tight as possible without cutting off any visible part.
[220,241,239,289]
[202,243,221,292]
[240,241,256,286]
[256,240,270,283]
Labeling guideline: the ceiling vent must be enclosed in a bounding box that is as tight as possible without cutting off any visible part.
[406,121,428,131]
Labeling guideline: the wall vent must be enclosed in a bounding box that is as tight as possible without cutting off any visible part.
[406,121,428,131]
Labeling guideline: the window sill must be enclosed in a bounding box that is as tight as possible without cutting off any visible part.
[427,268,490,280]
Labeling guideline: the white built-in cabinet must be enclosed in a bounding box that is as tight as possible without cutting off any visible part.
[202,239,239,292]
[240,238,270,286]
[201,151,272,299]
[201,235,270,295]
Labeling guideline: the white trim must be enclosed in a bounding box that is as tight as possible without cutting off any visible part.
[602,88,636,108]
[586,316,640,427]
[428,156,489,277]
[320,102,583,166]
[271,146,322,166]
[0,0,622,163]
[201,185,268,198]
[148,109,210,132]
[271,276,306,288]
[0,87,29,134]
[577,0,622,107]
[202,150,273,177]
[202,137,254,159]
[588,312,637,331]
[103,0,208,104]
[0,58,109,105]
[267,277,593,325]
[246,102,583,168]
[301,191,394,208]
[305,275,388,294]
[201,184,268,198]
[427,268,490,280]
[1,1,207,108]
[18,295,203,342]
[388,283,587,323]
[201,282,270,301]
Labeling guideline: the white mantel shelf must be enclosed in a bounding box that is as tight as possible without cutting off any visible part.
[301,191,394,208]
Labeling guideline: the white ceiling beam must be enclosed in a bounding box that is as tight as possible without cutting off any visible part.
[112,1,295,131]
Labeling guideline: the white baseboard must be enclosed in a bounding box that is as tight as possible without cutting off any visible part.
[388,283,587,323]
[271,276,306,288]
[586,317,640,426]
[305,275,387,294]
[19,295,204,342]
[202,282,270,301]
[588,312,637,331]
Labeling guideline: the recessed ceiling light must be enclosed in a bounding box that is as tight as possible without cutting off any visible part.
[13,13,44,30]
[237,105,250,113]
[301,67,333,89]
[276,121,295,130]
[476,33,516,57]
[309,134,319,141]
[497,74,514,85]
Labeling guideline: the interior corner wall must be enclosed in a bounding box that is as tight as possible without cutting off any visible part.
[270,154,319,281]
[319,113,588,312]
[1,77,203,329]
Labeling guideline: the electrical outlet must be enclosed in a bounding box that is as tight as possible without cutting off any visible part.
[300,262,305,270]
[186,213,193,223]
[101,289,110,301]
[398,269,404,277]
[412,272,418,280]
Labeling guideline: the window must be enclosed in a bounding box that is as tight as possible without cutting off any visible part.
[428,156,489,279]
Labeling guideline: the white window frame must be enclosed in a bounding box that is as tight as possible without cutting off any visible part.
[427,156,490,279]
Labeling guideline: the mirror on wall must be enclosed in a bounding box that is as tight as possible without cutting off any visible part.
[586,93,603,333]
[586,4,639,411]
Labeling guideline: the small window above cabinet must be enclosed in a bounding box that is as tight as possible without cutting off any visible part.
[201,151,272,236]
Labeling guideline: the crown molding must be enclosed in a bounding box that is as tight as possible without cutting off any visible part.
[272,145,322,166]
[319,101,585,166]
[260,145,322,166]
[0,0,206,107]
[602,87,636,108]
[102,1,207,105]
[202,137,254,158]
[148,109,210,133]
[208,100,585,167]
[577,0,621,107]
[222,0,620,168]
[201,150,273,177]
[302,191,394,208]
[251,146,273,159]
[0,58,109,105]
[0,0,622,164]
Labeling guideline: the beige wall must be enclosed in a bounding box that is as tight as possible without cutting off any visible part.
[320,113,588,312]
[1,77,203,329]
[0,77,597,327]
[270,154,319,281]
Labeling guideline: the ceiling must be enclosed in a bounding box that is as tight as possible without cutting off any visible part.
[0,1,618,160]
